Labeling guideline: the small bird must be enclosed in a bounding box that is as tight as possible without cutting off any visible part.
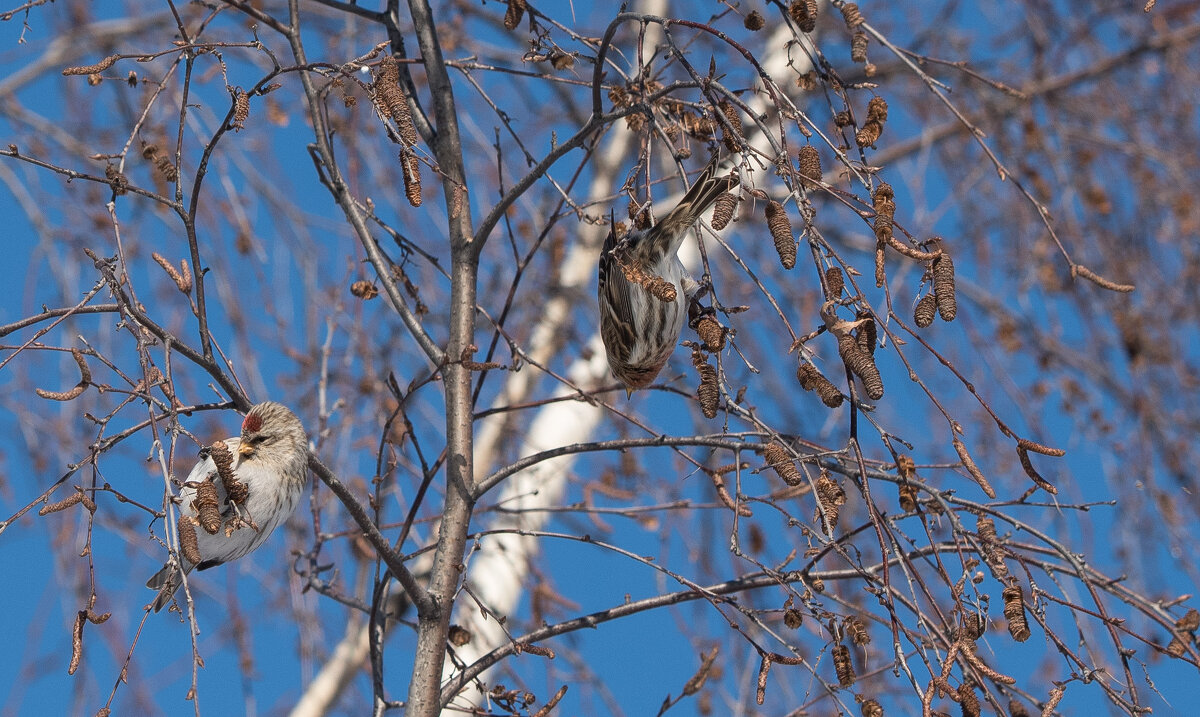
[146,401,308,612]
[598,160,739,393]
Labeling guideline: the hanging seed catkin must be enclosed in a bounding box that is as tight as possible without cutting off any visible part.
[696,359,719,419]
[841,2,864,28]
[376,56,418,147]
[766,201,796,269]
[745,10,765,30]
[1003,584,1031,642]
[845,615,870,645]
[824,266,844,299]
[503,0,526,30]
[798,145,822,187]
[719,101,744,153]
[815,472,846,530]
[711,192,737,230]
[898,482,918,512]
[932,249,957,321]
[790,0,818,32]
[763,441,803,486]
[210,441,249,505]
[797,362,844,407]
[914,292,937,328]
[403,151,423,207]
[959,681,980,717]
[695,316,727,352]
[952,437,997,498]
[851,31,869,63]
[860,698,883,717]
[179,515,202,565]
[193,480,222,535]
[837,333,883,399]
[231,90,250,131]
[856,310,877,355]
[833,644,855,686]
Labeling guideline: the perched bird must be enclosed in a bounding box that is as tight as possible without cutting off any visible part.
[598,160,739,393]
[146,401,308,612]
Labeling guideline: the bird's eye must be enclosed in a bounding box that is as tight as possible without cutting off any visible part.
[246,434,267,445]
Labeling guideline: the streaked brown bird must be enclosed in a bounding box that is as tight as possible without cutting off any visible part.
[598,160,739,394]
[146,401,308,612]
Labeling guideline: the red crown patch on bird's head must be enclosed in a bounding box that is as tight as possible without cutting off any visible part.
[242,411,263,434]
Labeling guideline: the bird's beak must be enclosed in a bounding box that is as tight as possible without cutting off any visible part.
[625,387,634,399]
[238,441,255,457]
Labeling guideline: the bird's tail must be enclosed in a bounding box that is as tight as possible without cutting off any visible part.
[649,159,740,255]
[146,560,193,613]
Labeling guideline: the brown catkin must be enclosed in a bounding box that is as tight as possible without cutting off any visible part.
[210,441,248,505]
[695,316,727,352]
[719,101,744,153]
[841,2,864,28]
[1008,700,1031,717]
[193,480,222,535]
[932,250,957,321]
[745,10,765,30]
[764,441,803,486]
[851,31,869,63]
[784,608,803,628]
[959,681,980,717]
[845,615,870,645]
[837,333,883,400]
[898,482,918,512]
[63,54,120,76]
[856,310,877,355]
[711,192,737,230]
[1003,584,1031,642]
[867,96,888,123]
[790,0,818,32]
[403,151,423,207]
[815,472,846,531]
[856,121,883,148]
[39,491,85,516]
[766,201,796,269]
[872,183,895,239]
[833,644,855,686]
[179,515,202,565]
[952,437,997,498]
[798,145,822,187]
[914,293,937,328]
[503,0,526,30]
[350,279,379,299]
[860,698,883,717]
[824,266,845,299]
[231,90,250,131]
[977,515,997,545]
[696,360,719,419]
[643,275,677,302]
[376,56,418,147]
[796,362,844,407]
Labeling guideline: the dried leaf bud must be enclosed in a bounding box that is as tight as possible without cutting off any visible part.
[860,698,883,717]
[763,441,803,486]
[63,54,120,76]
[841,3,864,29]
[744,10,765,30]
[914,293,937,328]
[815,472,846,531]
[696,360,719,419]
[833,644,855,686]
[179,515,202,565]
[719,101,744,153]
[952,437,996,498]
[231,90,250,131]
[823,267,845,300]
[711,192,737,230]
[403,151,422,207]
[837,333,883,400]
[503,0,526,30]
[766,200,796,269]
[1002,584,1031,642]
[784,609,803,629]
[350,279,379,299]
[790,0,818,33]
[193,480,222,535]
[796,362,844,407]
[855,310,877,355]
[932,250,957,321]
[797,145,822,188]
[851,31,869,63]
[898,482,917,512]
[695,316,727,352]
[845,615,870,645]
